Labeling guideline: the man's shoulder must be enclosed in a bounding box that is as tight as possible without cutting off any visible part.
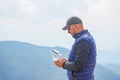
[76,34,90,43]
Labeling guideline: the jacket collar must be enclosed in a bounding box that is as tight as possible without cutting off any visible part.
[73,29,88,39]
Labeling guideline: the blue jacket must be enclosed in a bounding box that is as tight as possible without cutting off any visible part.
[63,29,96,80]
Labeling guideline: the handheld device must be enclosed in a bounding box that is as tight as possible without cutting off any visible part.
[51,49,62,58]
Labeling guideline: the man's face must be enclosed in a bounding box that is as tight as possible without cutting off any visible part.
[67,25,76,36]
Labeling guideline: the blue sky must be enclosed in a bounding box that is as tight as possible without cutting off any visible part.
[0,0,120,51]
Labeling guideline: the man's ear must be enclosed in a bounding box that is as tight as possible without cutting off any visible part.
[74,24,78,30]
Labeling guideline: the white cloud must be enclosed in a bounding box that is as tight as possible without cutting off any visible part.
[53,0,67,7]
[86,0,110,15]
[0,0,120,50]
[70,0,120,50]
[19,0,37,15]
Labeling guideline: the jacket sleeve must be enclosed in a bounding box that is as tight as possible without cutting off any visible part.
[63,40,90,72]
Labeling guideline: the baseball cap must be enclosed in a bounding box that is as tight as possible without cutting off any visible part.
[62,16,82,30]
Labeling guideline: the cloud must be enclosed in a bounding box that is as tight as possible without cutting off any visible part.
[0,0,20,17]
[53,0,65,6]
[0,0,120,50]
[19,0,37,15]
[70,0,120,50]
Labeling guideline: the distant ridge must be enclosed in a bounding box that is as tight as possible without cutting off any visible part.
[0,41,120,80]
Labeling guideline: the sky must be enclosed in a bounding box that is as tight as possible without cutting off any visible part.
[0,0,120,51]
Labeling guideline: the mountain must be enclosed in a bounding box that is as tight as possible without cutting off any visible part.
[0,41,120,80]
[97,50,120,65]
[0,41,68,80]
[95,64,120,80]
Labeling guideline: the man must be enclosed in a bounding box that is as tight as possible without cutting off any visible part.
[54,16,97,80]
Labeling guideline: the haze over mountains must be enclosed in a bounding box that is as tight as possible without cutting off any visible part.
[0,41,120,80]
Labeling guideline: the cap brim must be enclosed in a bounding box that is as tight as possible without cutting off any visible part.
[62,25,69,30]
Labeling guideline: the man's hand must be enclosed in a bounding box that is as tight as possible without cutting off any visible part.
[54,58,67,68]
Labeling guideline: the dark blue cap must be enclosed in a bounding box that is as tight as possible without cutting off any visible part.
[62,16,82,30]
